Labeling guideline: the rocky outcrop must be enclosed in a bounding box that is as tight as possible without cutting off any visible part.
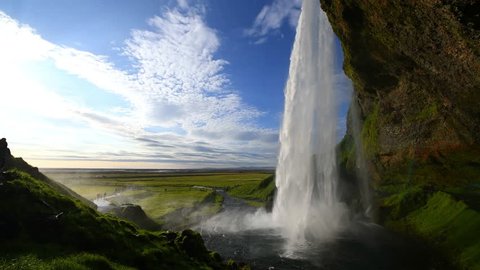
[107,203,161,231]
[0,138,10,169]
[0,138,96,208]
[321,0,480,186]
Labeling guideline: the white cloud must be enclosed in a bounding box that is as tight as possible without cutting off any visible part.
[176,0,189,9]
[0,13,53,63]
[0,8,279,168]
[245,0,302,42]
[122,8,274,145]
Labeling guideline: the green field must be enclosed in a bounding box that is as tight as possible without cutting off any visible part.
[44,170,274,228]
[227,175,276,207]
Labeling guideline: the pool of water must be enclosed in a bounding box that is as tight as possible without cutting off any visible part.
[202,224,437,270]
[197,192,445,270]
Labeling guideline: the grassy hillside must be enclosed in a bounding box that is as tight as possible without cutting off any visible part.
[0,139,95,209]
[0,169,236,270]
[227,175,275,208]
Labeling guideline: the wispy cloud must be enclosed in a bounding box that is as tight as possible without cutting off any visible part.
[245,0,301,43]
[176,0,189,10]
[0,6,279,168]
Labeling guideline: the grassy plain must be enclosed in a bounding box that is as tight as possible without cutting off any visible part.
[44,170,273,226]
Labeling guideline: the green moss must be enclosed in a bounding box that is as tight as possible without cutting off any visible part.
[380,184,427,220]
[361,102,380,157]
[391,192,480,270]
[402,102,439,124]
[225,259,251,270]
[337,133,356,172]
[380,147,480,187]
[416,103,438,121]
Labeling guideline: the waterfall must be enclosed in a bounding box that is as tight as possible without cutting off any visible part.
[350,95,373,218]
[273,0,348,247]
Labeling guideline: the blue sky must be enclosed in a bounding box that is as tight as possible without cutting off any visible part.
[0,0,351,168]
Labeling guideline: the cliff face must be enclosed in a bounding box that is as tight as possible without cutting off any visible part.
[320,1,480,268]
[321,0,480,186]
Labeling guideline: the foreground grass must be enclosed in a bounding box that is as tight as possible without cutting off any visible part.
[0,169,227,270]
[0,253,134,270]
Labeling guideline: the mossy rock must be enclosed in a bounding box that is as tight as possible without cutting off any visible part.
[388,192,480,270]
[321,0,480,186]
[175,229,209,260]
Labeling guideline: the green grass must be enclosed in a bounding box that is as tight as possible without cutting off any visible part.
[0,253,135,270]
[400,192,480,270]
[130,188,213,219]
[68,185,119,200]
[227,175,275,207]
[44,171,272,225]
[0,169,227,270]
[49,172,270,189]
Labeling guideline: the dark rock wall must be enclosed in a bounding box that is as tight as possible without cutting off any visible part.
[321,0,480,186]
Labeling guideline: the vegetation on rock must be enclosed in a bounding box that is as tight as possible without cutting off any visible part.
[320,1,480,269]
[321,0,480,186]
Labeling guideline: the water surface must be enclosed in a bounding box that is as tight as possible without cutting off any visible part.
[198,192,439,270]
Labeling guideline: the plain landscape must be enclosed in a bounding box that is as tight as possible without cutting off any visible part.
[43,169,275,229]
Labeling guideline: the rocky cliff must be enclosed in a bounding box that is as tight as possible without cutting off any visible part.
[321,0,480,186]
[320,1,480,268]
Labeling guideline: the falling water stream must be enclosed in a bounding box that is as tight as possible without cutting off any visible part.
[349,96,373,218]
[197,1,440,268]
[273,0,347,248]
